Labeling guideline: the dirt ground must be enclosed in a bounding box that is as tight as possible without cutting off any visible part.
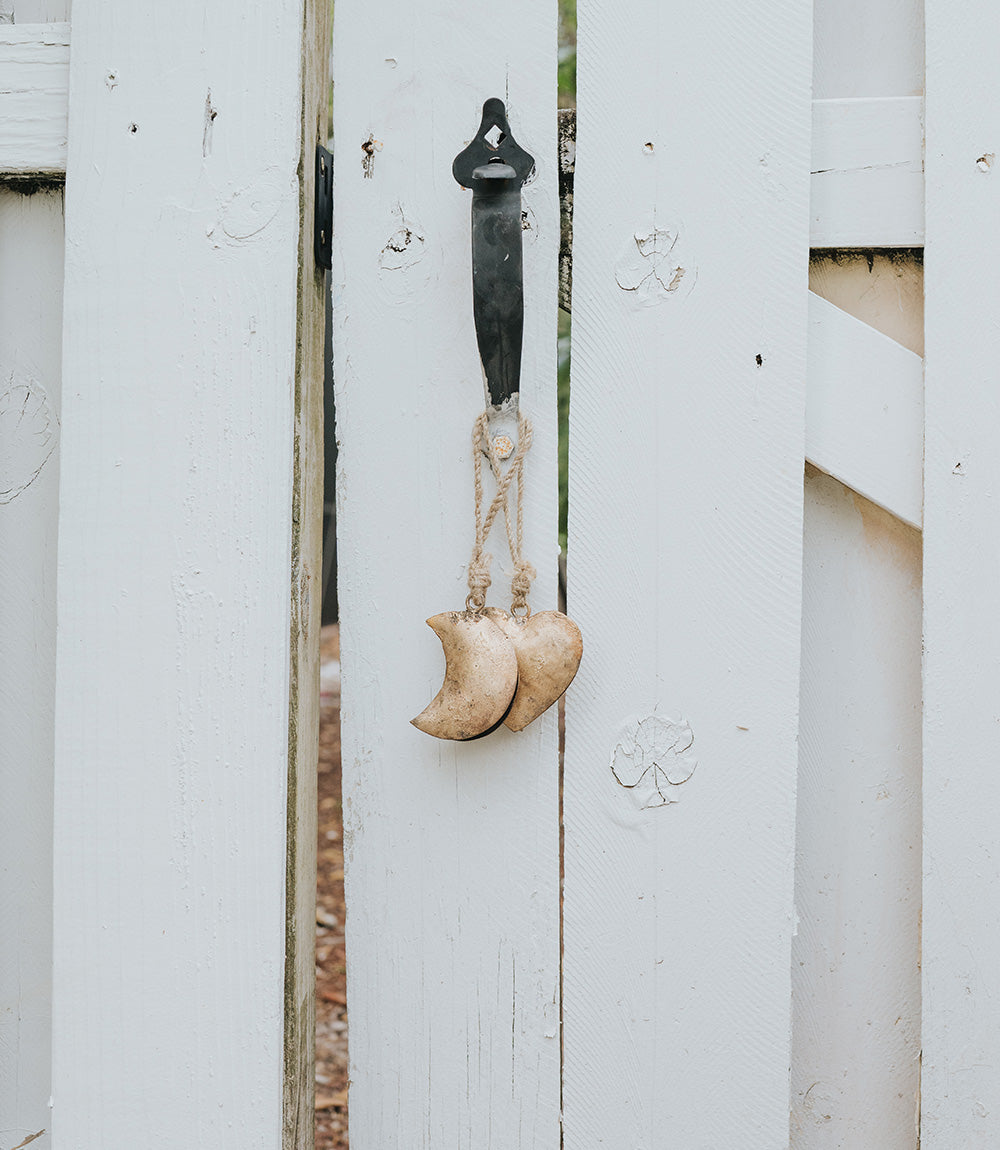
[315,624,349,1150]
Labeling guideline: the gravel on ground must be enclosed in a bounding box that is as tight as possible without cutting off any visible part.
[315,624,348,1150]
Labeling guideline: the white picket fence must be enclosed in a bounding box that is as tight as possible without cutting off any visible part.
[2,0,999,1146]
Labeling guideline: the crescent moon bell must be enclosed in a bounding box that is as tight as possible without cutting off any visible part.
[411,610,519,740]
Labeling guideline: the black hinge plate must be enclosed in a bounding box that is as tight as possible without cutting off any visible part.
[314,144,333,270]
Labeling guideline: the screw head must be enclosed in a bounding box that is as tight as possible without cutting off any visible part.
[492,434,514,460]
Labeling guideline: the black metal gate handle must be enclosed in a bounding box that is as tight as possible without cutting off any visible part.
[453,99,535,408]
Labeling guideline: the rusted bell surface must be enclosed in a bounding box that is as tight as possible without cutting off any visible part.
[411,610,519,741]
[484,608,583,731]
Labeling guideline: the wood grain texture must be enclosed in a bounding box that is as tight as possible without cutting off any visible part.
[0,24,70,177]
[284,0,329,1145]
[0,186,64,1150]
[806,292,923,528]
[563,1,812,1145]
[331,4,560,1146]
[52,1,314,1145]
[810,97,924,247]
[922,3,1000,1143]
[792,468,922,1149]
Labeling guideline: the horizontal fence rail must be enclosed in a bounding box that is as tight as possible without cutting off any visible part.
[0,23,69,177]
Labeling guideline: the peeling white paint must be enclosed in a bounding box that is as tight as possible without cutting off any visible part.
[614,225,697,304]
[377,215,426,271]
[610,714,697,809]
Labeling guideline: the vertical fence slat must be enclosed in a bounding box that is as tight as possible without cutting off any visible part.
[812,0,923,99]
[792,468,922,1148]
[2,11,72,1147]
[563,2,813,1145]
[52,2,320,1145]
[0,187,63,1150]
[332,6,560,1148]
[923,3,1000,1142]
[793,0,927,1131]
[9,1,73,18]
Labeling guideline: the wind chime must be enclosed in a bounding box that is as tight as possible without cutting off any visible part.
[412,99,583,741]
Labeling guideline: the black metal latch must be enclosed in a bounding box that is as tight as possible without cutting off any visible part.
[314,144,333,270]
[453,99,535,408]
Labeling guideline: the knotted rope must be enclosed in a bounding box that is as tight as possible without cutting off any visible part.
[466,409,536,617]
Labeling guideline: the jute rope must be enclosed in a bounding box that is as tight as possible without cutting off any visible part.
[465,409,536,617]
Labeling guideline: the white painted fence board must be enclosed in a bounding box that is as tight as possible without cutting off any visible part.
[332,5,560,1147]
[806,291,923,528]
[563,1,812,1145]
[0,185,63,1150]
[792,468,922,1149]
[0,24,69,176]
[4,1,71,19]
[813,0,924,100]
[922,3,1000,1143]
[810,97,924,247]
[52,1,317,1145]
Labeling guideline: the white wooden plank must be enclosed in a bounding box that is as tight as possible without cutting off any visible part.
[806,291,924,528]
[810,97,924,247]
[332,4,561,1148]
[922,3,1000,1143]
[0,24,69,177]
[813,0,924,100]
[51,1,318,1145]
[563,1,812,1145]
[0,185,63,1150]
[792,467,922,1149]
[5,1,71,19]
